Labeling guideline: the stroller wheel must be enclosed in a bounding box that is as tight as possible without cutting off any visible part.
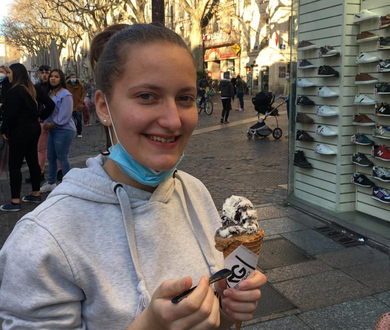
[254,133,260,140]
[247,131,253,139]
[272,127,283,139]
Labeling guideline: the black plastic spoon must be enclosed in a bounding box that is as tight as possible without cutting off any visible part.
[171,268,232,303]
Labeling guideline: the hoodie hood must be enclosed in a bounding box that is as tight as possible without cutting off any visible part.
[219,79,231,88]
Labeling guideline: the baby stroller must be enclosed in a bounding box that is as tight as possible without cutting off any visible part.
[247,91,287,140]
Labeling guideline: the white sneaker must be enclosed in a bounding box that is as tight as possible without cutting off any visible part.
[40,182,57,193]
[314,144,336,155]
[317,86,338,97]
[353,9,379,23]
[356,52,380,64]
[78,135,82,138]
[317,105,338,117]
[354,94,376,105]
[297,78,315,88]
[315,125,337,136]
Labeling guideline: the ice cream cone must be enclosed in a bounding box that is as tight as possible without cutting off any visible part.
[215,229,264,330]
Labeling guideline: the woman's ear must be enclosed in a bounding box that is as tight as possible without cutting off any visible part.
[95,90,111,126]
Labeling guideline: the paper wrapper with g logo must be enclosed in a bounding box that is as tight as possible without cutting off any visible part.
[214,229,264,330]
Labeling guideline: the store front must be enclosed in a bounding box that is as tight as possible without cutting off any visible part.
[288,0,390,242]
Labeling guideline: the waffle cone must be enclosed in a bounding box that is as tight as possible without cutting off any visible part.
[214,229,264,259]
[215,229,264,330]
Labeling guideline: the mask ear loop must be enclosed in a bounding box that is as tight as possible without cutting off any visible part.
[103,95,120,147]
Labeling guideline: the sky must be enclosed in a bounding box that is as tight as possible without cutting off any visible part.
[0,0,13,21]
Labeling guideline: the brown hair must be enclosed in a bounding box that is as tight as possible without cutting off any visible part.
[9,63,37,106]
[89,23,194,99]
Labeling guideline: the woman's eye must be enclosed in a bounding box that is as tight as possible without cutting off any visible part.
[178,95,194,102]
[139,93,155,100]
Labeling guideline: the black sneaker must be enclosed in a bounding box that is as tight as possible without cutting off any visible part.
[22,194,42,204]
[378,37,390,49]
[296,95,315,106]
[319,45,339,57]
[375,82,390,94]
[377,59,390,72]
[296,130,315,142]
[351,173,374,187]
[351,152,373,167]
[375,103,390,116]
[372,166,390,182]
[293,150,312,168]
[318,65,339,77]
[298,59,315,69]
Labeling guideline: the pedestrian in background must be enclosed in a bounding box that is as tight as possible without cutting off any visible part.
[66,72,85,138]
[219,74,235,124]
[0,23,266,329]
[197,74,212,109]
[236,74,246,111]
[0,63,54,211]
[0,66,11,116]
[40,69,75,193]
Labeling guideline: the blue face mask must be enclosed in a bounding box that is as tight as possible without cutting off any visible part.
[104,96,184,187]
[70,78,76,83]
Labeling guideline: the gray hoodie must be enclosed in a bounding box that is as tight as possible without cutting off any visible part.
[0,155,224,329]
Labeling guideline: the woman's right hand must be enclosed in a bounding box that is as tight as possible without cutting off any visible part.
[135,276,221,330]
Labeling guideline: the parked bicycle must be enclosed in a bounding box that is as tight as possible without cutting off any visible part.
[196,89,215,115]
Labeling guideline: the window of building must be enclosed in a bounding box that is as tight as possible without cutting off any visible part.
[279,66,286,78]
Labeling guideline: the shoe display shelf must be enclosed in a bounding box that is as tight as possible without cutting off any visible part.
[292,0,390,220]
[353,0,390,218]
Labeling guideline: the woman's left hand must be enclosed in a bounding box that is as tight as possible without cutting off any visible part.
[43,122,56,131]
[214,270,267,322]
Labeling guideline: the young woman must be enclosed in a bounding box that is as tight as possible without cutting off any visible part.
[39,69,76,193]
[0,63,54,211]
[0,24,266,329]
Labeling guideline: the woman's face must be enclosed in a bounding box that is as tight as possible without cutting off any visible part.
[98,43,198,172]
[49,72,61,88]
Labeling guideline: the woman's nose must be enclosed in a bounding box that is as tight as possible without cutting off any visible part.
[158,99,181,131]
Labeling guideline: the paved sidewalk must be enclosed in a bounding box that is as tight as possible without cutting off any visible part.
[0,94,388,329]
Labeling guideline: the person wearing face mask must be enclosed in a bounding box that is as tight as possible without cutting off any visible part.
[0,63,55,212]
[39,69,76,193]
[0,24,267,329]
[66,72,85,138]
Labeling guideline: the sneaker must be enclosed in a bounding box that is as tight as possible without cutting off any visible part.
[293,150,312,168]
[296,113,314,124]
[296,95,315,106]
[317,105,338,117]
[314,143,336,155]
[372,186,390,203]
[22,194,42,203]
[318,46,339,57]
[380,14,390,28]
[351,173,374,187]
[373,125,390,139]
[372,144,390,161]
[40,182,57,193]
[353,9,379,23]
[317,65,339,77]
[375,103,390,116]
[356,31,380,43]
[356,52,380,64]
[354,94,376,105]
[377,59,390,72]
[378,37,390,49]
[352,152,374,166]
[375,82,390,94]
[351,133,374,145]
[355,73,378,85]
[0,203,21,212]
[296,130,315,142]
[298,59,315,69]
[315,125,337,136]
[297,78,315,88]
[298,40,317,51]
[78,135,82,138]
[317,86,338,97]
[353,114,375,126]
[372,166,390,182]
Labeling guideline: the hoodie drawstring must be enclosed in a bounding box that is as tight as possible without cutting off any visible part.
[114,184,151,318]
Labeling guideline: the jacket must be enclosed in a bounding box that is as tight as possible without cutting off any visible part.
[66,80,86,111]
[219,79,235,98]
[0,155,224,329]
